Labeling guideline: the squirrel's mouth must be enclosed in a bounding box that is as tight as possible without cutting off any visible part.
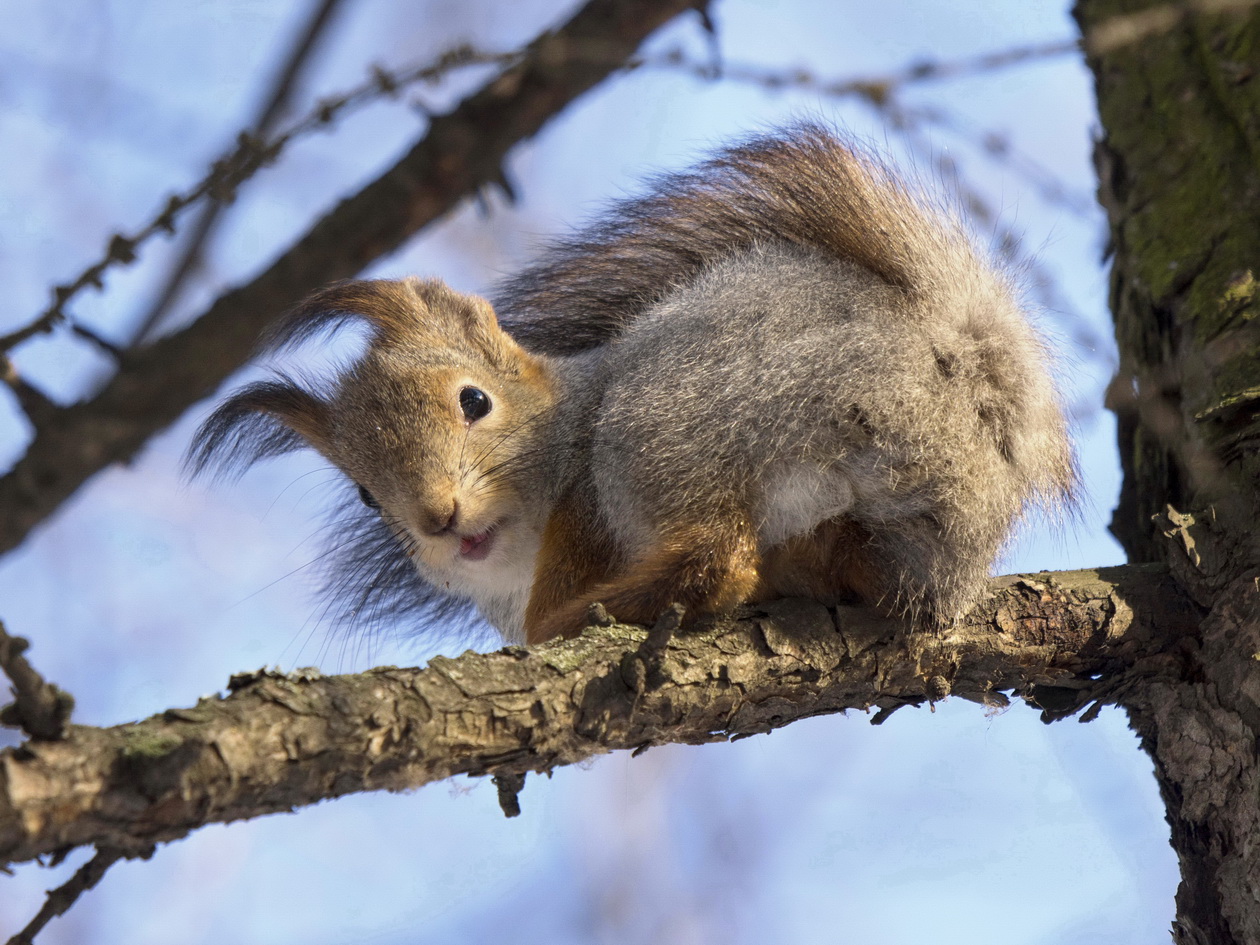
[458,526,498,562]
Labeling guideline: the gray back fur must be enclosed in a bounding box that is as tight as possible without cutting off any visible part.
[503,123,1076,621]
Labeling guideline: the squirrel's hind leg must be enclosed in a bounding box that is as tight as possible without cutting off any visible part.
[757,518,890,610]
[760,516,978,627]
[524,510,762,643]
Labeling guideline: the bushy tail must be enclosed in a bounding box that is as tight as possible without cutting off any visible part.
[497,122,1079,603]
[496,122,978,354]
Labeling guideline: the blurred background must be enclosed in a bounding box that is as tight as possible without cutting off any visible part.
[0,1,1177,942]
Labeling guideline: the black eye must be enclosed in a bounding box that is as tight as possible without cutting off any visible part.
[459,386,491,422]
[357,485,380,510]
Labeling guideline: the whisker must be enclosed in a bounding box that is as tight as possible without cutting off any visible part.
[227,528,370,610]
[265,469,341,517]
[466,403,557,472]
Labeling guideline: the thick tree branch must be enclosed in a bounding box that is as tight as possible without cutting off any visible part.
[0,565,1198,869]
[0,0,702,556]
[1076,2,1260,941]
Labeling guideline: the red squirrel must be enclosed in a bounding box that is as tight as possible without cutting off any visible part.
[189,124,1076,643]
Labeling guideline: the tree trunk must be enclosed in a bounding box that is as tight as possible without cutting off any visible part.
[1075,1,1260,940]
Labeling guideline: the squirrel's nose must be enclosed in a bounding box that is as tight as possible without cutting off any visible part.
[420,498,458,536]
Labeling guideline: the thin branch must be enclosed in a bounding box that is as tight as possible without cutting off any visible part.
[886,99,1095,215]
[0,566,1200,868]
[0,43,521,358]
[645,37,1080,97]
[645,46,1094,219]
[4,847,131,945]
[0,623,73,742]
[129,0,348,345]
[0,0,704,556]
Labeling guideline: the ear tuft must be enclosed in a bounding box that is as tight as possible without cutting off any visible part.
[262,277,510,357]
[264,279,428,353]
[185,377,331,481]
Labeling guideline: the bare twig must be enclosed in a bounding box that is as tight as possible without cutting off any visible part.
[0,623,73,742]
[646,37,1079,98]
[0,44,523,358]
[646,44,1092,219]
[128,0,348,345]
[5,847,130,945]
[0,0,704,556]
[886,99,1094,214]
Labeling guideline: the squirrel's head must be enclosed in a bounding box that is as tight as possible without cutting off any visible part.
[187,277,558,619]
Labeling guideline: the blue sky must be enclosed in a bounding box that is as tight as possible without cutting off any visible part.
[0,1,1176,942]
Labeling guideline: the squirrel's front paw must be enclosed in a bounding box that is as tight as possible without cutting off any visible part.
[525,600,600,644]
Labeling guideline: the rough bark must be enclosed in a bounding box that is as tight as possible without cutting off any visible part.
[1076,1,1260,941]
[0,566,1197,869]
[0,0,702,557]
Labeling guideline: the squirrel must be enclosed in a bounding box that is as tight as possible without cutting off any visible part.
[188,123,1077,645]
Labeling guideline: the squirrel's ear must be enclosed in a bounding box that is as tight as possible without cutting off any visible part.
[265,277,530,371]
[265,277,510,353]
[415,280,524,362]
[185,378,332,481]
[404,279,528,370]
[264,279,427,352]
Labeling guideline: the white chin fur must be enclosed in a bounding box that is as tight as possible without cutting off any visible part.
[415,524,540,641]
